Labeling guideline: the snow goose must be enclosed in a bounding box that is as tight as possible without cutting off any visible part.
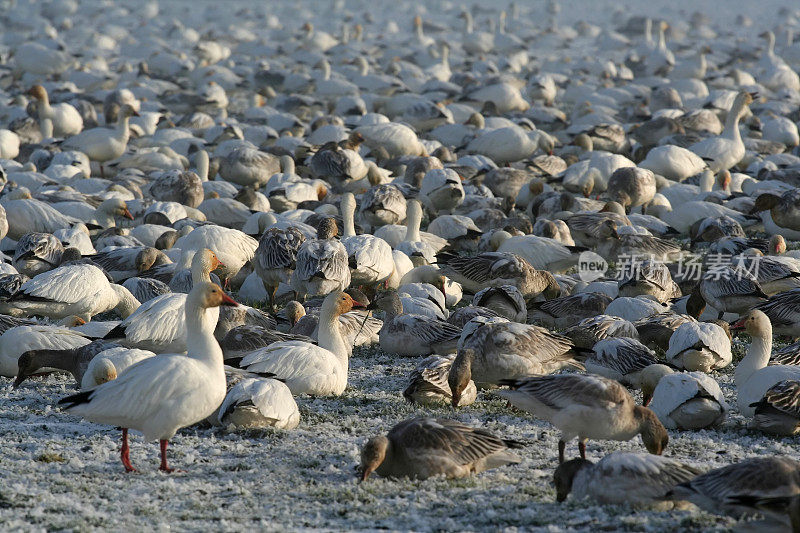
[563,315,638,349]
[419,168,464,214]
[639,145,706,182]
[62,104,138,177]
[666,321,731,372]
[339,193,393,288]
[604,167,656,211]
[450,320,583,406]
[554,452,701,506]
[635,312,698,352]
[238,291,361,396]
[367,289,461,357]
[253,226,306,311]
[403,354,477,407]
[618,259,680,303]
[308,141,367,192]
[359,417,522,481]
[752,188,800,235]
[756,289,800,338]
[290,218,350,300]
[80,347,156,390]
[494,232,583,272]
[750,380,800,436]
[0,323,91,378]
[1,191,81,241]
[12,339,122,389]
[427,214,482,251]
[641,364,728,429]
[358,184,407,228]
[731,310,800,417]
[699,268,768,318]
[528,292,614,329]
[27,85,83,138]
[90,247,171,283]
[438,252,560,300]
[0,264,139,321]
[173,225,257,281]
[12,232,64,277]
[218,146,280,188]
[394,199,438,265]
[103,249,221,353]
[471,285,526,322]
[584,338,659,389]
[466,126,542,164]
[688,91,755,172]
[215,376,299,430]
[668,457,800,525]
[498,374,668,463]
[58,282,237,472]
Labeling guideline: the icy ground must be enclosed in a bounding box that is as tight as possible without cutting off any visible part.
[1,338,797,531]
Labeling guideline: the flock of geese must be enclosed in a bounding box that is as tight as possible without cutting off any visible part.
[3,0,800,529]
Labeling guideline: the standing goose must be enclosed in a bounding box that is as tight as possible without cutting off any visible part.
[62,104,139,177]
[395,199,439,265]
[237,291,361,396]
[58,282,237,472]
[497,374,669,463]
[290,218,351,300]
[359,417,522,481]
[253,226,306,311]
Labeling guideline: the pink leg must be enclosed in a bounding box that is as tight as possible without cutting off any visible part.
[159,439,174,472]
[121,428,136,472]
[578,440,587,459]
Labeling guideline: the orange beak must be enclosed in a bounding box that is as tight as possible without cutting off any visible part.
[123,208,134,220]
[220,292,238,307]
[74,317,86,326]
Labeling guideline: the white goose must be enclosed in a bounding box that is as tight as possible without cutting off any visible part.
[215,377,300,429]
[0,322,91,378]
[58,282,237,472]
[63,104,139,177]
[339,193,393,287]
[639,145,707,182]
[665,321,732,372]
[641,364,728,430]
[27,85,83,137]
[732,310,800,417]
[238,291,360,396]
[80,346,156,389]
[1,190,82,241]
[395,199,438,265]
[688,91,755,173]
[103,249,221,353]
[0,264,139,321]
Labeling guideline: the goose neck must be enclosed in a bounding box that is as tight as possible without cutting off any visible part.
[318,306,348,362]
[463,12,474,33]
[196,150,209,181]
[116,114,131,141]
[404,207,422,242]
[185,304,223,364]
[723,100,745,141]
[735,334,772,387]
[341,201,357,238]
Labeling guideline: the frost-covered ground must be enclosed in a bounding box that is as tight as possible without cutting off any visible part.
[2,338,798,531]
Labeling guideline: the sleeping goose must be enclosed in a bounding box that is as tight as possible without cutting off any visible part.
[640,364,728,429]
[12,339,121,388]
[12,232,64,277]
[584,338,660,389]
[215,376,300,430]
[665,321,731,372]
[27,85,83,137]
[253,226,306,311]
[290,217,350,300]
[359,417,522,481]
[563,314,638,349]
[498,374,669,463]
[750,380,800,436]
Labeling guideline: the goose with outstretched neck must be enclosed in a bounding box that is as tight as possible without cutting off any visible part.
[59,282,237,472]
[688,91,755,173]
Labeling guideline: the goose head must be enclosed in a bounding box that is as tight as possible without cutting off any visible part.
[118,103,140,119]
[770,234,787,255]
[285,301,306,326]
[731,309,772,339]
[570,133,593,152]
[638,363,674,405]
[359,435,389,481]
[193,248,224,277]
[100,198,134,220]
[323,290,362,318]
[553,458,593,502]
[751,193,781,214]
[316,217,338,239]
[190,281,238,310]
[635,405,669,455]
[26,85,49,103]
[448,348,474,407]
